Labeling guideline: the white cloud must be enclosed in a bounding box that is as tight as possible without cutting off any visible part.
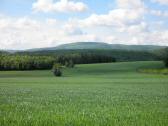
[117,0,145,9]
[150,9,168,17]
[0,16,61,49]
[1,14,167,50]
[63,23,84,35]
[1,0,168,50]
[143,31,168,45]
[63,0,147,39]
[46,18,59,25]
[79,9,144,28]
[123,22,148,34]
[151,0,168,5]
[71,0,146,28]
[0,16,100,50]
[32,0,88,13]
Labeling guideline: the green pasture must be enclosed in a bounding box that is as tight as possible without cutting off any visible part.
[0,61,168,126]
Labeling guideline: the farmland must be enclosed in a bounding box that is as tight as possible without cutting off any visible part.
[0,61,168,126]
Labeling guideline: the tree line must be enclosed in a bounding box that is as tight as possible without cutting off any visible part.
[20,49,158,62]
[1,48,166,71]
[56,53,116,65]
[0,53,116,70]
[0,55,55,70]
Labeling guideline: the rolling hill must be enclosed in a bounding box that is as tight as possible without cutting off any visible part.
[26,42,166,52]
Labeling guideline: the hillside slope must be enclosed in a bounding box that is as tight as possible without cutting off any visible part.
[26,42,166,52]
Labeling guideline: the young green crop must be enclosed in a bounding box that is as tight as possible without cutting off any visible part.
[0,61,167,126]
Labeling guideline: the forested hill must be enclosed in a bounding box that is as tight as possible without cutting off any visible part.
[26,42,166,52]
[16,42,165,62]
[0,51,8,54]
[19,49,158,62]
[1,44,167,71]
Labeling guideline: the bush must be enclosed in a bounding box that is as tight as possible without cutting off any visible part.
[52,63,62,77]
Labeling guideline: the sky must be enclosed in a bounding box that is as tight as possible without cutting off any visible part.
[0,0,168,50]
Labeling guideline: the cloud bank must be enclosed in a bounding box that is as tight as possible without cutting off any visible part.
[0,0,168,50]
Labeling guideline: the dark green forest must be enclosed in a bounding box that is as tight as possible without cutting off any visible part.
[0,48,167,70]
[0,52,115,70]
[19,49,158,61]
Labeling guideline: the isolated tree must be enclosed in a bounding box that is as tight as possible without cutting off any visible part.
[164,55,168,68]
[52,63,62,77]
[163,48,168,68]
[165,59,168,67]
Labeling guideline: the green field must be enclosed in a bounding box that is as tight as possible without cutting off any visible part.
[0,61,168,126]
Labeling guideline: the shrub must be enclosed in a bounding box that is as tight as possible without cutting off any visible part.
[52,63,62,77]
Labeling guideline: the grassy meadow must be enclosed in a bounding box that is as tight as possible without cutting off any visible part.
[0,61,168,126]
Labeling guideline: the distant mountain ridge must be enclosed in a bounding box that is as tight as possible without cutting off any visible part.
[26,42,167,52]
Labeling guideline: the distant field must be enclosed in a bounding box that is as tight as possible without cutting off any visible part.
[0,61,168,126]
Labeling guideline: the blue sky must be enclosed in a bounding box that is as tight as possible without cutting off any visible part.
[0,0,168,49]
[0,0,115,19]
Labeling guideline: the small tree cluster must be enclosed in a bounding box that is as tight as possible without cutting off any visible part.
[52,63,62,77]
